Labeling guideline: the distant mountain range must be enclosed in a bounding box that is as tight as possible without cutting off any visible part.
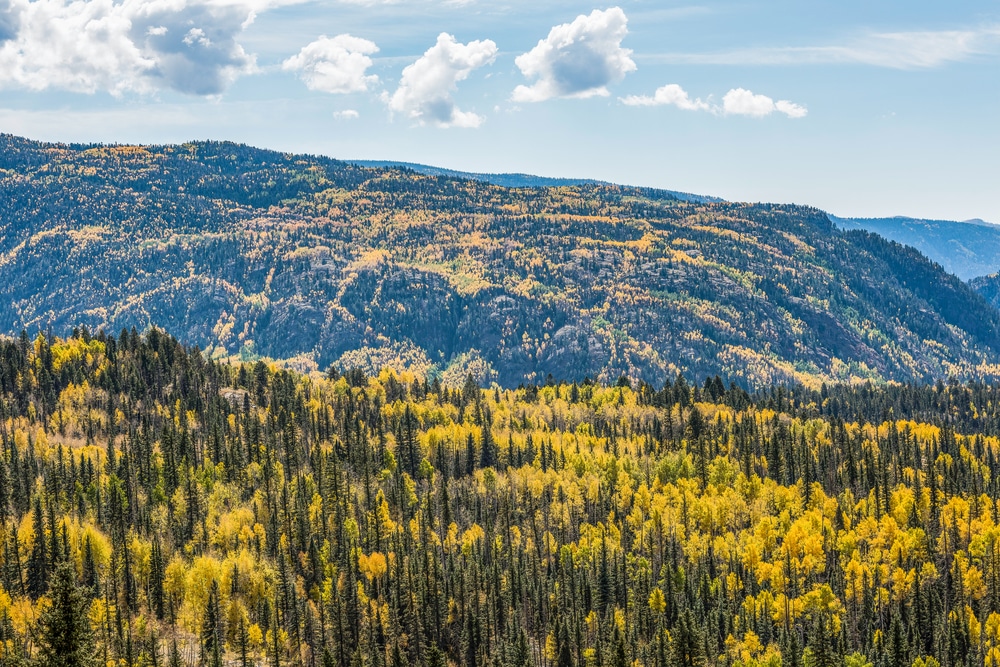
[831,215,1000,280]
[2,133,999,387]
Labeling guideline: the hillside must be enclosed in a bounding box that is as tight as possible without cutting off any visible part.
[2,134,1000,387]
[832,215,1000,280]
[350,160,720,203]
[3,330,1000,667]
[972,273,1000,307]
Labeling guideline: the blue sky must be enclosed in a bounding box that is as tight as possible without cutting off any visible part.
[0,0,997,223]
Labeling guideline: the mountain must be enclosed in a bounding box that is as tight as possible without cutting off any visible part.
[1,133,1000,387]
[832,215,1000,280]
[971,272,1000,307]
[351,159,721,203]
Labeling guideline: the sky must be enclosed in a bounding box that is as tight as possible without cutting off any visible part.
[0,0,998,223]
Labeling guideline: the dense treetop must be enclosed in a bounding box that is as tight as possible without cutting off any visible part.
[3,330,1000,667]
[1,134,999,388]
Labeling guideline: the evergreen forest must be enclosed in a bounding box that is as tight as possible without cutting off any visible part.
[3,328,1000,667]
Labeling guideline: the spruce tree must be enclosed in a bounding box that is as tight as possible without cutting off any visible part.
[509,629,532,667]
[34,561,96,667]
[425,645,446,667]
[168,641,183,667]
[201,581,223,667]
[81,536,97,597]
[26,498,48,598]
[557,622,574,667]
[671,610,704,667]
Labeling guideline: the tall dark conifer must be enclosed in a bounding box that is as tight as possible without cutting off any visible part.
[34,561,96,667]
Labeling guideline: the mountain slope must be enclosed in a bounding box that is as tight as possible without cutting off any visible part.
[351,159,721,203]
[1,133,999,387]
[832,215,1000,280]
[972,273,1000,307]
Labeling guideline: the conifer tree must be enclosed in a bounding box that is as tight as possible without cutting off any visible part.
[671,610,703,667]
[202,581,223,667]
[34,561,96,667]
[26,498,47,598]
[557,622,574,667]
[168,641,183,667]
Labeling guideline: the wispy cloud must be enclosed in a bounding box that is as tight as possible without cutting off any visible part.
[638,25,1000,69]
[622,84,806,118]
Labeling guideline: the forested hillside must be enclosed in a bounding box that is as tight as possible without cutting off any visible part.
[1,134,1000,387]
[349,161,717,203]
[972,274,1000,310]
[5,330,1000,667]
[832,217,1000,281]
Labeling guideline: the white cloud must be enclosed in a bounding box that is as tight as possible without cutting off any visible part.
[622,84,806,118]
[621,84,711,112]
[333,109,360,120]
[386,32,497,128]
[639,25,1000,70]
[774,99,808,119]
[0,0,295,96]
[283,34,379,94]
[513,7,636,102]
[723,88,806,118]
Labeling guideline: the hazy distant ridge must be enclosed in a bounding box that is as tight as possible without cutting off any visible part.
[351,160,722,204]
[831,215,1000,280]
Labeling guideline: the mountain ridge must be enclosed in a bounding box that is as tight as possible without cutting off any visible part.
[1,133,999,387]
[356,158,1000,282]
[831,215,1000,280]
[350,159,723,204]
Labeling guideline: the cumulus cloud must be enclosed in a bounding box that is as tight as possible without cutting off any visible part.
[386,32,497,128]
[513,7,636,102]
[622,83,806,118]
[283,34,379,94]
[0,0,285,96]
[333,109,360,120]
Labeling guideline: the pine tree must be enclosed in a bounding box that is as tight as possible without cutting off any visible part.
[809,614,839,667]
[168,641,183,667]
[390,642,408,667]
[237,615,251,667]
[557,622,574,667]
[611,625,627,667]
[425,645,446,667]
[671,610,704,667]
[479,411,496,469]
[34,561,96,667]
[81,535,98,597]
[150,538,165,618]
[26,497,48,598]
[201,580,223,667]
[510,629,532,667]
